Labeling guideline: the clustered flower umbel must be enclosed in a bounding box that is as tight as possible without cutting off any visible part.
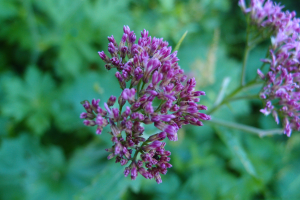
[80,26,210,183]
[239,0,300,136]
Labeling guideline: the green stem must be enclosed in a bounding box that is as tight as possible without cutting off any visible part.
[255,48,270,80]
[241,45,251,86]
[173,31,188,52]
[131,139,150,162]
[228,94,260,101]
[136,79,142,96]
[208,79,263,115]
[213,77,231,106]
[241,18,270,86]
[208,118,283,137]
[241,20,251,86]
[141,81,146,91]
[119,104,123,116]
[117,104,124,127]
[154,100,166,112]
[131,148,140,163]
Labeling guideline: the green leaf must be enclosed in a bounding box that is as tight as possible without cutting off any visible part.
[75,164,138,200]
[58,42,82,77]
[52,70,121,133]
[158,0,174,11]
[0,134,109,200]
[1,66,55,135]
[214,127,257,177]
[0,117,9,136]
[173,31,188,52]
[0,0,18,19]
[67,142,108,187]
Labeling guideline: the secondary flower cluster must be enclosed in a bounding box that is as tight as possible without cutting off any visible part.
[80,26,210,183]
[239,0,300,136]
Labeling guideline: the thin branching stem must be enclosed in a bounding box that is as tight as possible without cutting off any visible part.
[241,18,251,86]
[208,118,283,137]
[208,79,263,115]
[241,45,251,86]
[131,139,150,163]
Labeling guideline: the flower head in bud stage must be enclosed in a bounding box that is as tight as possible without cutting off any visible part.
[239,0,300,136]
[80,26,210,184]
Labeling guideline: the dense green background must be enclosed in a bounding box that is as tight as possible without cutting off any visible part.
[1,0,300,199]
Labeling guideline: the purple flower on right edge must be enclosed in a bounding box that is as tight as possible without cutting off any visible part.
[239,0,300,136]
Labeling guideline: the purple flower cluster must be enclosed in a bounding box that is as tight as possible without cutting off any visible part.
[239,0,300,136]
[80,26,210,183]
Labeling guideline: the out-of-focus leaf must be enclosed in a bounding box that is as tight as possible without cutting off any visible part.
[36,0,84,25]
[1,66,55,135]
[173,31,188,52]
[0,0,18,18]
[75,164,138,200]
[67,142,108,188]
[158,0,174,11]
[53,70,121,133]
[258,114,280,130]
[58,42,82,77]
[0,135,29,200]
[215,127,257,177]
[0,134,107,200]
[276,163,300,199]
[244,133,285,183]
[180,168,235,200]
[0,117,9,137]
[274,134,300,199]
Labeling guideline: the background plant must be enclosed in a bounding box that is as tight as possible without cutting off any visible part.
[0,0,300,199]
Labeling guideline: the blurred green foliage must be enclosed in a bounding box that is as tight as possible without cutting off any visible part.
[0,0,300,199]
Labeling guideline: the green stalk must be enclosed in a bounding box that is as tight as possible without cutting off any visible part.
[136,79,142,97]
[256,48,270,79]
[173,31,188,52]
[131,139,151,162]
[241,17,251,86]
[241,45,251,86]
[208,79,263,115]
[208,118,283,137]
[227,94,259,102]
[141,81,146,91]
[154,100,166,113]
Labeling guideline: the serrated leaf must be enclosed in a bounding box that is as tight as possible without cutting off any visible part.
[1,66,55,135]
[26,111,50,135]
[0,134,108,200]
[53,71,121,133]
